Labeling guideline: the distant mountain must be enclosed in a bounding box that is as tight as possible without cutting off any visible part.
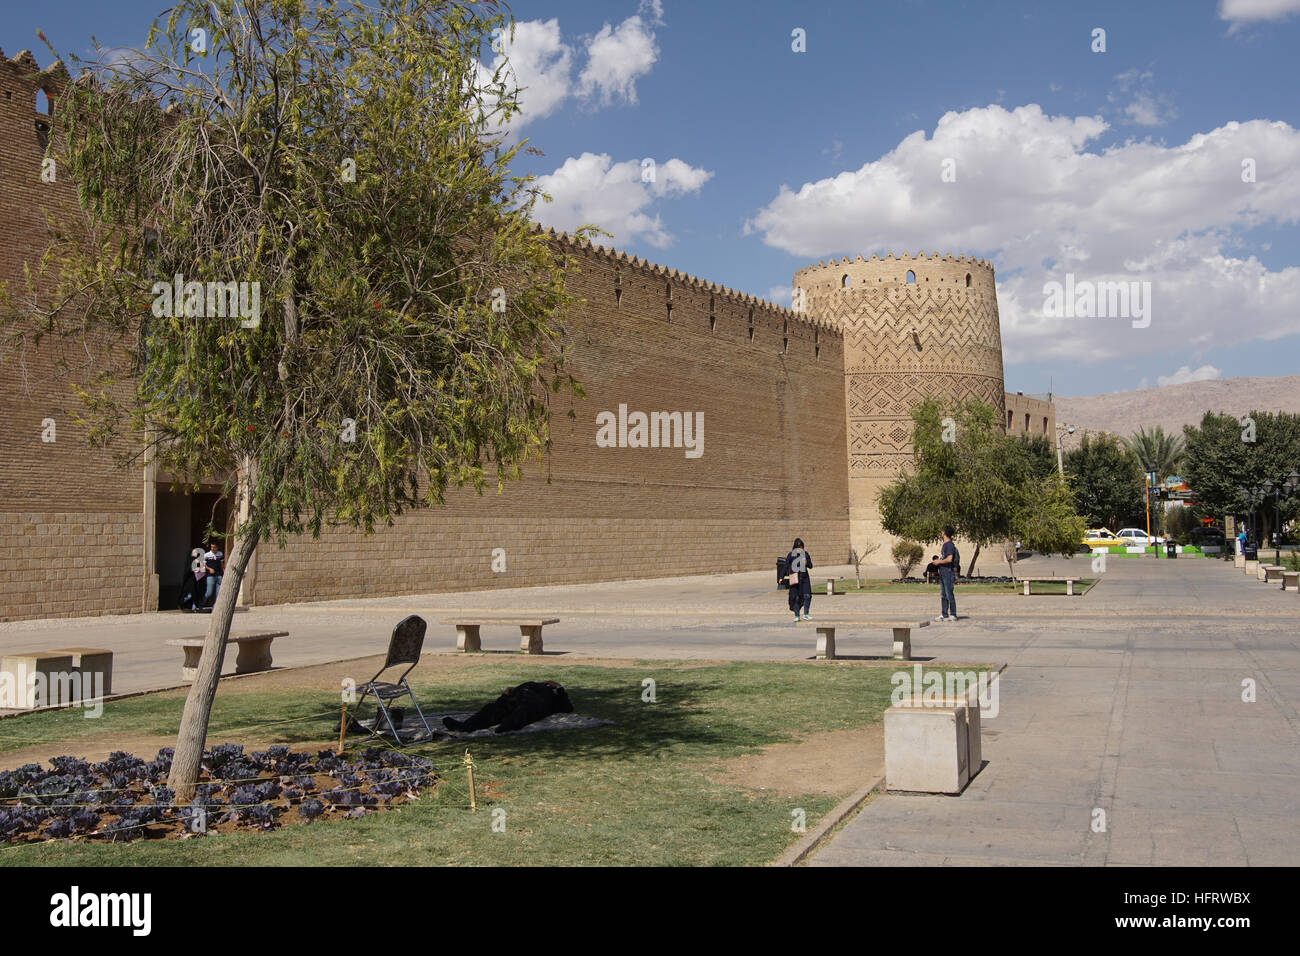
[1054,375,1300,451]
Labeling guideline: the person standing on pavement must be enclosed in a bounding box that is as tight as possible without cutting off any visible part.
[934,525,960,622]
[785,538,814,623]
[203,539,225,608]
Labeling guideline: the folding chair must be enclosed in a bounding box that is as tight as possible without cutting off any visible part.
[351,615,433,743]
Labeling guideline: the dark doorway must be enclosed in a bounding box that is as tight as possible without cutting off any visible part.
[156,487,231,610]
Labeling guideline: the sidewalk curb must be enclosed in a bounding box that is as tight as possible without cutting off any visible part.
[770,776,883,868]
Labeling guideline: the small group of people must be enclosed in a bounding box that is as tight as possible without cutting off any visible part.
[782,525,961,624]
[179,540,225,612]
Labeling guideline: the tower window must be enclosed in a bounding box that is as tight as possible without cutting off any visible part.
[966,273,972,287]
[905,270,916,283]
[841,274,851,288]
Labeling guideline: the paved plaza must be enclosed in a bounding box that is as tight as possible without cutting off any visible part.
[2,552,1297,865]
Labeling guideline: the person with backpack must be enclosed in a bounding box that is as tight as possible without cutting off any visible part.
[934,525,960,622]
[785,538,814,623]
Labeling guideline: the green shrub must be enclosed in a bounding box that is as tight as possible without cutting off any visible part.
[891,540,925,579]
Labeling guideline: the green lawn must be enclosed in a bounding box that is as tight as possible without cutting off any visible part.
[0,658,986,866]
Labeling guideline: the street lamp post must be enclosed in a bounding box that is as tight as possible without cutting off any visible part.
[1266,470,1299,563]
[1054,423,1075,475]
[1239,485,1266,551]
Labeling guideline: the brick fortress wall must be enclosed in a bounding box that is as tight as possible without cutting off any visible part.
[0,52,146,620]
[249,234,851,604]
[0,51,850,617]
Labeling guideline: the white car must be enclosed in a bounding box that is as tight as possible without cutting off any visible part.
[1116,528,1165,547]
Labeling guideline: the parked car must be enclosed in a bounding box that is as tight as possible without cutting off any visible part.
[1082,528,1122,549]
[1116,528,1166,547]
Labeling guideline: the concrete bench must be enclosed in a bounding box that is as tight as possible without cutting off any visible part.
[441,617,560,655]
[0,647,113,709]
[885,690,982,794]
[824,576,844,595]
[166,631,288,682]
[1014,576,1080,595]
[811,619,929,661]
[1283,571,1299,592]
[1261,565,1286,583]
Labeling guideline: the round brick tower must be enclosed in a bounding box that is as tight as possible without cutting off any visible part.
[793,253,1006,555]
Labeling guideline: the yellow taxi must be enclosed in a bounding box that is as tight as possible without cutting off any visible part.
[1082,528,1121,549]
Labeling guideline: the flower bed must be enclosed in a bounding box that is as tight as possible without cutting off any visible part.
[0,744,437,844]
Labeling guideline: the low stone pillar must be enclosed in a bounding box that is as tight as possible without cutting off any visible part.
[885,694,979,794]
[1234,553,1245,569]
[1245,559,1259,575]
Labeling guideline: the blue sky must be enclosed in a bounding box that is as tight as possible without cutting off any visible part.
[7,0,1300,396]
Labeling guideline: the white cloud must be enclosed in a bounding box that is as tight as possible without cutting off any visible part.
[768,285,793,306]
[477,18,573,129]
[577,0,664,106]
[475,3,664,135]
[1108,69,1178,127]
[1219,0,1300,31]
[747,104,1300,366]
[533,152,712,247]
[1157,364,1222,387]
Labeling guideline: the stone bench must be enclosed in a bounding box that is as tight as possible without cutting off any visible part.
[810,619,929,661]
[1261,565,1286,583]
[1283,571,1299,592]
[824,576,844,595]
[441,617,560,655]
[166,631,288,682]
[0,648,113,709]
[1014,576,1080,596]
[885,690,982,794]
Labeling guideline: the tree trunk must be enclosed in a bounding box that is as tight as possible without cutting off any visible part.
[167,527,259,803]
[966,543,981,579]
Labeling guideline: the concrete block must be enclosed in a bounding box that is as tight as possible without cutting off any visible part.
[1234,553,1245,569]
[0,650,106,708]
[885,699,971,794]
[1245,560,1259,575]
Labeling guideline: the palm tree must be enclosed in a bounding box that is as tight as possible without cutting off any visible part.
[1123,425,1185,483]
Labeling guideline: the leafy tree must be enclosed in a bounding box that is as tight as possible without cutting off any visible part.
[5,0,586,800]
[1063,434,1146,530]
[1122,425,1185,482]
[1182,410,1300,540]
[878,398,1085,576]
[1018,433,1059,481]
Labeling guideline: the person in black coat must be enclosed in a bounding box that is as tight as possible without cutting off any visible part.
[785,538,814,622]
[178,547,206,612]
[442,681,574,734]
